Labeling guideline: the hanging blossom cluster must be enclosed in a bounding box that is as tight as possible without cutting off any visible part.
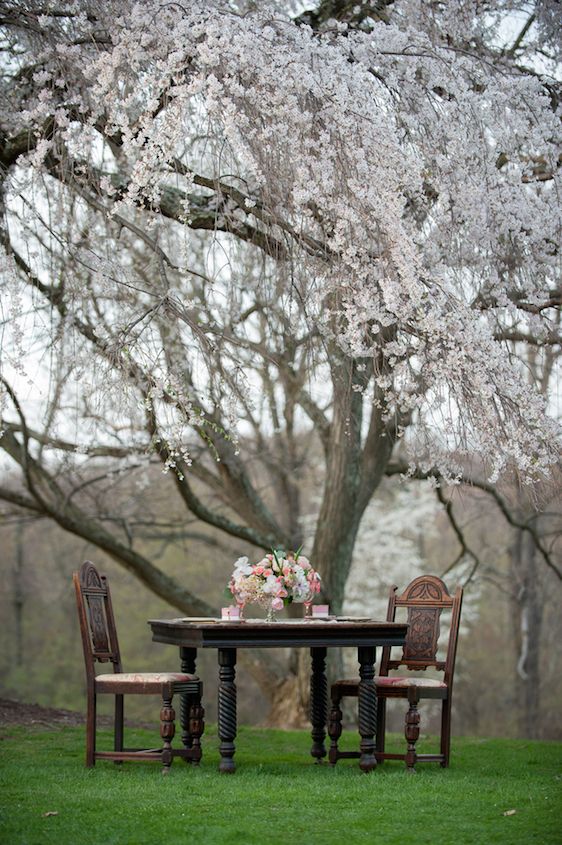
[1,0,560,480]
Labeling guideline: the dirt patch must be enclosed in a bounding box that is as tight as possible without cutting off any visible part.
[0,698,153,729]
[0,698,91,728]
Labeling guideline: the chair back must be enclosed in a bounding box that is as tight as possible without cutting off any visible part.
[73,561,122,683]
[379,575,463,686]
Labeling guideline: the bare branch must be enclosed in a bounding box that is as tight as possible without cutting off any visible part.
[386,462,562,580]
[436,486,482,584]
[144,403,285,550]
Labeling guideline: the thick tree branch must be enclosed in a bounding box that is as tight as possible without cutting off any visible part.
[495,329,561,347]
[0,428,215,616]
[0,485,45,514]
[505,13,536,58]
[2,422,141,458]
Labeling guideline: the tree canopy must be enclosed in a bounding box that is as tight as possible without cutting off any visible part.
[0,0,560,633]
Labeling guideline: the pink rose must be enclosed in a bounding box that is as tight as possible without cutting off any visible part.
[254,566,264,575]
[271,597,284,611]
[264,568,272,577]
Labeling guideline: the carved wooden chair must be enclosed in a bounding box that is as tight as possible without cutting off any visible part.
[329,575,463,772]
[73,561,204,773]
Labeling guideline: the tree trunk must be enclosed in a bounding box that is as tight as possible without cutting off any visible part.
[267,359,394,725]
[512,528,543,739]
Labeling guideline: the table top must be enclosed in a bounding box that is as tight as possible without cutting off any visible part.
[148,616,408,649]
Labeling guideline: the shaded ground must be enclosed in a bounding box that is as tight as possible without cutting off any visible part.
[0,698,152,729]
[0,698,166,730]
[0,698,90,728]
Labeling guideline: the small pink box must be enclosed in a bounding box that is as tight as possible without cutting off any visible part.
[312,604,330,618]
[221,606,240,620]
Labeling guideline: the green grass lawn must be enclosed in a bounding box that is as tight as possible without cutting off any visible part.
[1,724,560,845]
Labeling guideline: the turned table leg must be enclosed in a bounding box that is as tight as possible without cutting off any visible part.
[218,647,237,773]
[310,647,328,763]
[179,646,198,755]
[357,645,377,773]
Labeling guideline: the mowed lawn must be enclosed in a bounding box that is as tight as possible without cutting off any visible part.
[1,724,560,845]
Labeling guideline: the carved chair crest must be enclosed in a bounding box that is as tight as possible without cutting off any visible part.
[78,561,118,663]
[392,575,453,670]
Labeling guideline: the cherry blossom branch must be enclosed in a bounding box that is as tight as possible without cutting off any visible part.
[173,160,329,258]
[494,329,561,347]
[3,228,295,550]
[474,287,562,316]
[42,147,291,261]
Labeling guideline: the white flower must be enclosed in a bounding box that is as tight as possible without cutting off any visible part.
[233,556,252,575]
[262,575,280,595]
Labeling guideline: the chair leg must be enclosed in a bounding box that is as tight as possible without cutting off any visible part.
[160,696,175,775]
[440,697,451,767]
[114,694,124,760]
[404,687,420,773]
[188,696,205,766]
[328,691,343,765]
[375,697,386,762]
[86,690,96,767]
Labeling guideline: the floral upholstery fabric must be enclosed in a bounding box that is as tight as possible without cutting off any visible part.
[95,672,195,685]
[375,676,446,688]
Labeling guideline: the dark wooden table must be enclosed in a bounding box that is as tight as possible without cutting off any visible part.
[148,617,408,773]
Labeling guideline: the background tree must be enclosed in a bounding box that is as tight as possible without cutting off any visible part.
[0,0,560,719]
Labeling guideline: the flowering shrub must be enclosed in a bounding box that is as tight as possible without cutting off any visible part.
[228,551,321,613]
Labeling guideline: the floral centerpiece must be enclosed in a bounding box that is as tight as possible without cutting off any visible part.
[227,549,321,620]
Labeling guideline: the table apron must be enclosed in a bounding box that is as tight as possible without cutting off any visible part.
[151,633,407,649]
